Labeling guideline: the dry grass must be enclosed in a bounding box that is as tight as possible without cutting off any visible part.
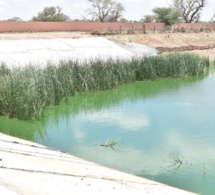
[107,33,215,47]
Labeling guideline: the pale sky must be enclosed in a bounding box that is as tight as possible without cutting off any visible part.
[0,0,214,21]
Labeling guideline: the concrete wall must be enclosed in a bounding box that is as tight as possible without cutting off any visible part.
[0,21,214,33]
[0,22,165,33]
[176,23,215,32]
[177,22,215,29]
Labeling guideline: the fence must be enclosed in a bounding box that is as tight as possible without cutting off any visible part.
[0,21,214,33]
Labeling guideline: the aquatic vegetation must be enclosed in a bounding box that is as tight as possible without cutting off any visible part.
[100,138,122,151]
[135,53,209,80]
[169,153,183,173]
[203,163,208,179]
[0,53,210,120]
[169,153,183,166]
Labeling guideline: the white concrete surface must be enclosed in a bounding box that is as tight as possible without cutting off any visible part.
[0,37,157,68]
[0,133,198,195]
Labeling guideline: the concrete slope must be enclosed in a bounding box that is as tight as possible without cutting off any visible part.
[0,133,198,195]
[0,37,157,68]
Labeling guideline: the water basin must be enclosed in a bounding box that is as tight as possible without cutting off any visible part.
[1,74,215,195]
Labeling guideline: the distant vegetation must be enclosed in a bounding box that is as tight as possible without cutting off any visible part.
[1,0,212,23]
[32,6,70,21]
[85,0,124,22]
[0,53,210,120]
[173,0,206,23]
[153,7,181,26]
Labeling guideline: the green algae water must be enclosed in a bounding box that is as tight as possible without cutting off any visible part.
[1,74,215,195]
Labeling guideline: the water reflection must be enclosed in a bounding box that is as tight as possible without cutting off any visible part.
[79,109,150,131]
[40,76,204,125]
[69,130,215,177]
[69,128,215,195]
[0,117,45,141]
[1,75,215,195]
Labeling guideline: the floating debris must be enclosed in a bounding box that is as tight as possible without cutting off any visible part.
[100,139,121,151]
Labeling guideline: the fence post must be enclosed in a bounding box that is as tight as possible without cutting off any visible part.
[154,26,156,33]
[143,24,146,34]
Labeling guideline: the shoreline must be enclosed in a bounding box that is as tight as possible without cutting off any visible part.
[0,133,198,195]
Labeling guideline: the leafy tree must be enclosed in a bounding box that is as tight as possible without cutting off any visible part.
[85,0,125,22]
[153,7,181,26]
[173,0,206,23]
[119,18,128,22]
[7,17,23,22]
[142,15,155,23]
[32,6,70,21]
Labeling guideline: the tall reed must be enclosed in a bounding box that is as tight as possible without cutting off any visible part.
[0,53,210,120]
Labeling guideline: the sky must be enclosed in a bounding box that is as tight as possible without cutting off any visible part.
[0,0,214,21]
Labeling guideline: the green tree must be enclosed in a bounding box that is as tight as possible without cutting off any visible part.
[142,15,155,23]
[153,7,181,26]
[7,17,23,22]
[119,18,128,23]
[32,6,70,21]
[85,0,125,22]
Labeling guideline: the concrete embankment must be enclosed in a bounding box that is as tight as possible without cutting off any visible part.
[0,133,198,195]
[0,37,157,68]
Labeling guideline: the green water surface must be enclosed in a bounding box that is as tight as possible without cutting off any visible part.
[1,74,215,195]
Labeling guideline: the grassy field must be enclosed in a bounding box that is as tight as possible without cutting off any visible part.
[0,53,210,120]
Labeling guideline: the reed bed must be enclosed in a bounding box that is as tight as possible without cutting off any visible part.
[0,53,210,120]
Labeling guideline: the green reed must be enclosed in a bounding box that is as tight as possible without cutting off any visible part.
[0,53,210,120]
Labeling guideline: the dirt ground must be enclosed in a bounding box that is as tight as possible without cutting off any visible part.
[0,32,92,40]
[107,33,215,60]
[108,33,215,47]
[1,31,214,60]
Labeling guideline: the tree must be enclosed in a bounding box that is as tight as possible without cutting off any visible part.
[7,17,23,22]
[211,13,215,22]
[153,7,181,26]
[142,15,155,23]
[173,0,206,23]
[32,6,70,21]
[85,0,125,22]
[119,18,128,22]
